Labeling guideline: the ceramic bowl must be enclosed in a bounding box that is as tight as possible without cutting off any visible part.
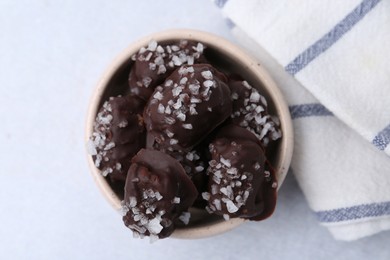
[85,29,293,239]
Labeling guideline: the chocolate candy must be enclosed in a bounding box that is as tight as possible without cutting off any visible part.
[202,125,277,220]
[129,40,207,101]
[144,64,232,151]
[122,149,198,240]
[88,95,146,183]
[229,78,282,147]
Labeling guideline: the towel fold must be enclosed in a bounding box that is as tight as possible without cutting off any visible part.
[214,0,390,240]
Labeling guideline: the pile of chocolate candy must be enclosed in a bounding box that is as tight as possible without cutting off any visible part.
[88,40,281,241]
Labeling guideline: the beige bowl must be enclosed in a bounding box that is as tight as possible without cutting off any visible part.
[85,29,293,239]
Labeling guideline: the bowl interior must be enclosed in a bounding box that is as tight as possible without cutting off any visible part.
[86,29,293,239]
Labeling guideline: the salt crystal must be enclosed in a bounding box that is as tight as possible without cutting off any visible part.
[189,84,200,95]
[196,43,204,53]
[147,218,163,234]
[190,97,201,103]
[223,214,230,221]
[155,192,163,201]
[156,45,164,53]
[172,55,182,66]
[118,120,128,128]
[180,77,188,85]
[132,231,140,239]
[220,187,228,196]
[101,167,112,177]
[182,123,193,129]
[231,93,239,100]
[157,65,166,74]
[202,192,210,200]
[142,77,152,87]
[186,152,194,161]
[187,56,194,65]
[209,160,217,167]
[115,163,122,170]
[195,166,204,172]
[212,174,221,184]
[226,168,238,175]
[255,105,264,113]
[214,199,222,211]
[165,79,173,87]
[147,40,158,51]
[220,157,231,167]
[242,81,252,90]
[157,104,165,114]
[189,106,198,115]
[179,212,191,225]
[272,182,278,188]
[165,106,172,115]
[170,139,178,145]
[254,162,261,170]
[148,62,156,71]
[176,113,186,122]
[201,70,213,80]
[172,197,180,204]
[226,200,239,213]
[171,45,180,52]
[172,86,183,97]
[173,99,182,109]
[95,154,102,167]
[145,52,153,61]
[165,129,174,138]
[153,92,163,100]
[203,80,214,88]
[249,91,261,103]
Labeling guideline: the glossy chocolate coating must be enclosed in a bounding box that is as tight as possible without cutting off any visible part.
[203,125,277,220]
[229,78,282,147]
[129,40,207,101]
[89,95,146,183]
[122,149,198,239]
[144,64,232,151]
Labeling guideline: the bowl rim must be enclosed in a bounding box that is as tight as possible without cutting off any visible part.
[85,28,294,239]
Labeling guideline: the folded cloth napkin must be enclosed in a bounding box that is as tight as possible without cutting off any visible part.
[213,0,390,240]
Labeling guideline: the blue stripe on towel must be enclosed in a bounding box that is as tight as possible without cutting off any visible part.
[316,201,390,223]
[285,0,381,75]
[372,123,390,150]
[289,103,333,119]
[215,0,228,8]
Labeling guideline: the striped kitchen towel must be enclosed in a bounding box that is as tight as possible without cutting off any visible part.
[214,0,390,240]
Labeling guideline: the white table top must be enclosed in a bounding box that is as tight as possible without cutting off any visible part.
[1,0,389,259]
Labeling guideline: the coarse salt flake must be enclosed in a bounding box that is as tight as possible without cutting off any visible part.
[153,92,163,100]
[179,212,191,225]
[182,123,193,129]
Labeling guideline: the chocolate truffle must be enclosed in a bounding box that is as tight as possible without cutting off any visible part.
[88,95,146,183]
[144,64,232,151]
[202,125,277,220]
[229,78,282,146]
[129,40,207,101]
[122,149,198,240]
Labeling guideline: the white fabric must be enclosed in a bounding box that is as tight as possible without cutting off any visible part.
[217,0,390,240]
